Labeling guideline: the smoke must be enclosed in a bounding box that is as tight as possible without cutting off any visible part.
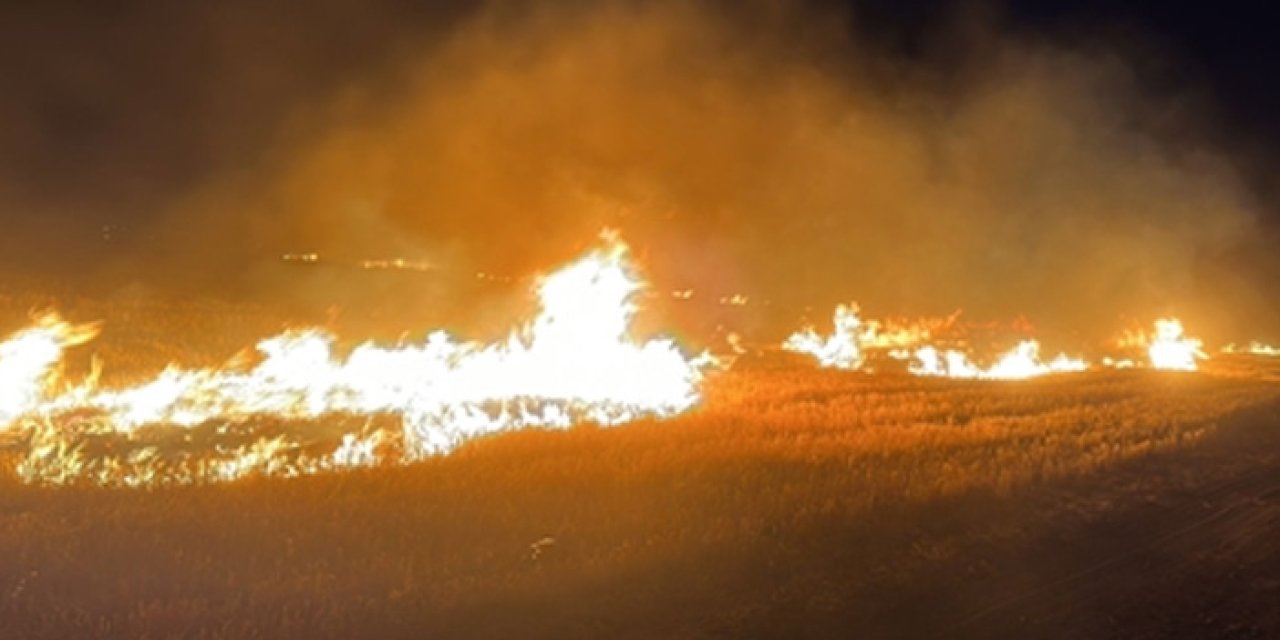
[4,1,1276,341]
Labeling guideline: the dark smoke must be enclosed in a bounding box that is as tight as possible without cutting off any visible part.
[2,1,1276,342]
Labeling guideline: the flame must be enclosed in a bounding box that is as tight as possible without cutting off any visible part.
[0,235,711,486]
[788,305,1220,376]
[860,313,959,351]
[1101,357,1138,369]
[1222,341,1280,357]
[1117,318,1206,371]
[0,312,98,428]
[782,303,959,369]
[909,340,1087,380]
[785,303,1083,379]
[782,303,866,369]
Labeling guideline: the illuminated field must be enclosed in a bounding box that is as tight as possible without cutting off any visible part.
[1,261,1278,638]
[5,2,1280,638]
[2,325,1278,637]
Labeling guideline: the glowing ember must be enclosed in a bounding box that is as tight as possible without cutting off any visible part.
[860,313,959,351]
[0,234,711,486]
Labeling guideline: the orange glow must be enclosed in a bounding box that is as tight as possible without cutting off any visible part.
[785,303,1085,379]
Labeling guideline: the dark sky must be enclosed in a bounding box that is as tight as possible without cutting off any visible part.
[995,1,1280,204]
[0,0,1276,339]
[829,0,1280,201]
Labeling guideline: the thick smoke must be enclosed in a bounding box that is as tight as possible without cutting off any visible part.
[3,1,1276,342]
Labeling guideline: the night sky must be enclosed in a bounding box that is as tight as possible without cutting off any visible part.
[0,1,1276,338]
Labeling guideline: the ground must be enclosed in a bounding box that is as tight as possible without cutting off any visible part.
[0,289,1278,639]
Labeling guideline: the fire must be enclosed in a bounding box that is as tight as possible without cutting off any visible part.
[787,304,1220,376]
[909,341,1088,380]
[0,312,98,428]
[1147,319,1205,370]
[785,303,1085,379]
[782,303,866,369]
[782,303,956,369]
[0,234,711,486]
[1117,318,1205,371]
[1222,341,1280,357]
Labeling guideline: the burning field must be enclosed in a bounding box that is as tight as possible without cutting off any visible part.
[4,1,1280,638]
[1,234,1279,638]
[1,236,709,486]
[0,234,1271,489]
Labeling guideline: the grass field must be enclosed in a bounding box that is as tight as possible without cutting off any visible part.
[1,289,1279,639]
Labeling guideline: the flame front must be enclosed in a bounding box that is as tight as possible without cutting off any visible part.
[0,236,711,486]
[784,305,1220,378]
[0,313,98,428]
[784,303,1086,379]
[909,340,1088,380]
[782,304,956,369]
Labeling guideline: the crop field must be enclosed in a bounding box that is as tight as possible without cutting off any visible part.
[1,290,1279,639]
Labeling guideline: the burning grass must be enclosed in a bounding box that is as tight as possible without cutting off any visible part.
[0,236,712,486]
[1,244,1278,636]
[1,352,1277,637]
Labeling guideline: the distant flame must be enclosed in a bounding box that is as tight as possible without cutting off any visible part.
[785,303,1084,379]
[1147,319,1204,370]
[1222,341,1280,357]
[782,303,959,370]
[788,305,1219,376]
[1116,318,1205,371]
[782,303,866,369]
[909,340,1087,380]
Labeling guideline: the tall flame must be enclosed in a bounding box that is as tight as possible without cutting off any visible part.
[0,234,711,485]
[1118,318,1206,371]
[0,312,98,427]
